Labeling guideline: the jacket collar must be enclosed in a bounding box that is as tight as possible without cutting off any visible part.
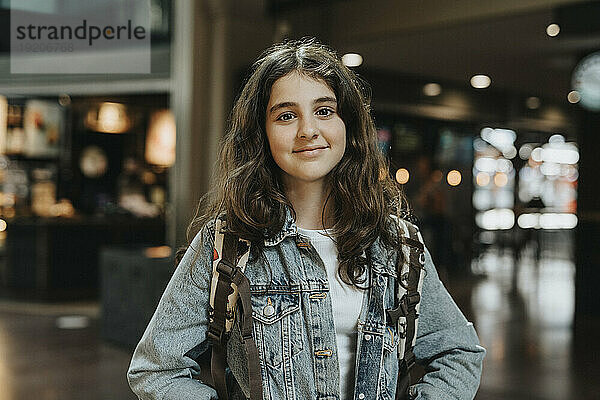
[263,206,298,247]
[263,207,398,275]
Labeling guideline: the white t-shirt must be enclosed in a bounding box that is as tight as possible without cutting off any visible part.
[297,227,365,400]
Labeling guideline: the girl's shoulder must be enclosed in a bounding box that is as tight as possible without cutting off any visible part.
[191,213,224,241]
[184,215,220,257]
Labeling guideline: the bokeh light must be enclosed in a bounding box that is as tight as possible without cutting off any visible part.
[395,168,410,184]
[447,170,462,186]
[423,83,442,96]
[471,75,491,89]
[546,23,560,37]
[476,172,490,186]
[341,53,363,67]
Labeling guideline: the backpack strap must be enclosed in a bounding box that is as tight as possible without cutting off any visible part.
[207,217,263,400]
[386,218,425,400]
[209,218,251,332]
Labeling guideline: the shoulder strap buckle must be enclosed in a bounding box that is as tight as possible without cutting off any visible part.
[216,258,238,280]
[386,292,421,326]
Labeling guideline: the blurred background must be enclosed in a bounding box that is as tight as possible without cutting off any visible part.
[0,1,599,399]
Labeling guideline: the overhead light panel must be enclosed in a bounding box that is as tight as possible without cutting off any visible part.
[470,74,491,89]
[342,53,363,67]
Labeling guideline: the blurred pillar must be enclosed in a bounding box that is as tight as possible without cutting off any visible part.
[168,1,276,248]
[575,112,600,320]
[168,0,227,248]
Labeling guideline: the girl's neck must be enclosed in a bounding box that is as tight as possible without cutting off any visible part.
[283,178,334,230]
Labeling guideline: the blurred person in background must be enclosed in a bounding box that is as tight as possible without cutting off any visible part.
[127,38,484,400]
[412,156,453,280]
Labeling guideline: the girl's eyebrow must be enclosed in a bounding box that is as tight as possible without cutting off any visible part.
[268,96,337,115]
[314,96,337,105]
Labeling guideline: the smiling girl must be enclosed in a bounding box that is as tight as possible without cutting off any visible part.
[128,38,485,400]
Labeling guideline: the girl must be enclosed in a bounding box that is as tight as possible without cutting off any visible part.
[128,38,485,400]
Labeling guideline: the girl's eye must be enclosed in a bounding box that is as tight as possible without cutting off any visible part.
[276,112,295,121]
[316,108,335,117]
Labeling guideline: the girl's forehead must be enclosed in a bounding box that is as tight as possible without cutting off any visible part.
[268,72,336,101]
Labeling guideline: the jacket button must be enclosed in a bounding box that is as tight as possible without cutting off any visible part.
[358,393,365,399]
[263,305,275,317]
[364,334,372,341]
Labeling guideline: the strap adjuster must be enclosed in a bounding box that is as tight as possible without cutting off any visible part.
[216,259,236,278]
[207,325,228,344]
[386,292,421,326]
[402,351,416,371]
[406,292,420,307]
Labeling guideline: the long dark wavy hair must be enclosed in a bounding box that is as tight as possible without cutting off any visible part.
[178,37,410,287]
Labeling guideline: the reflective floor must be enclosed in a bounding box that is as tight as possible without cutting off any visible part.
[0,302,136,400]
[0,231,598,399]
[454,231,600,400]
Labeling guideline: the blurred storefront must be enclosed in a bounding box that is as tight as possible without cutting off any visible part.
[0,0,278,305]
[0,1,174,300]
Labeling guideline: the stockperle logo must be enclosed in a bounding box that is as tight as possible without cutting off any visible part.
[10,0,151,74]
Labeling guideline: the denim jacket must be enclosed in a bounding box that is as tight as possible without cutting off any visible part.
[128,213,485,400]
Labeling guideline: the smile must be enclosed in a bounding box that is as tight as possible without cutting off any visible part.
[293,146,329,157]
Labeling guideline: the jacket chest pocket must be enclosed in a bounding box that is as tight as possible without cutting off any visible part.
[251,291,304,369]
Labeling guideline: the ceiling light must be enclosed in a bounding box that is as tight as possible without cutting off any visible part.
[341,53,363,67]
[549,134,565,144]
[567,90,580,104]
[423,83,442,96]
[470,75,491,89]
[546,23,560,37]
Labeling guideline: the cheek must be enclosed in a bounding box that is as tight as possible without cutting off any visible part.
[266,130,288,164]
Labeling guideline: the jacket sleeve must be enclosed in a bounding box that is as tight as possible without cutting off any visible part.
[409,248,486,400]
[127,222,218,400]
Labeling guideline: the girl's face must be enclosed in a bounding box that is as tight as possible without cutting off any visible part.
[265,72,346,190]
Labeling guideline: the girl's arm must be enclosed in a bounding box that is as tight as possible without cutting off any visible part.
[127,222,218,400]
[410,248,486,400]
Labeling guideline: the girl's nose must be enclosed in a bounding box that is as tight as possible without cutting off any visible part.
[298,116,319,139]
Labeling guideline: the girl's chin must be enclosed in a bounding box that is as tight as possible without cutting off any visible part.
[281,174,330,187]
